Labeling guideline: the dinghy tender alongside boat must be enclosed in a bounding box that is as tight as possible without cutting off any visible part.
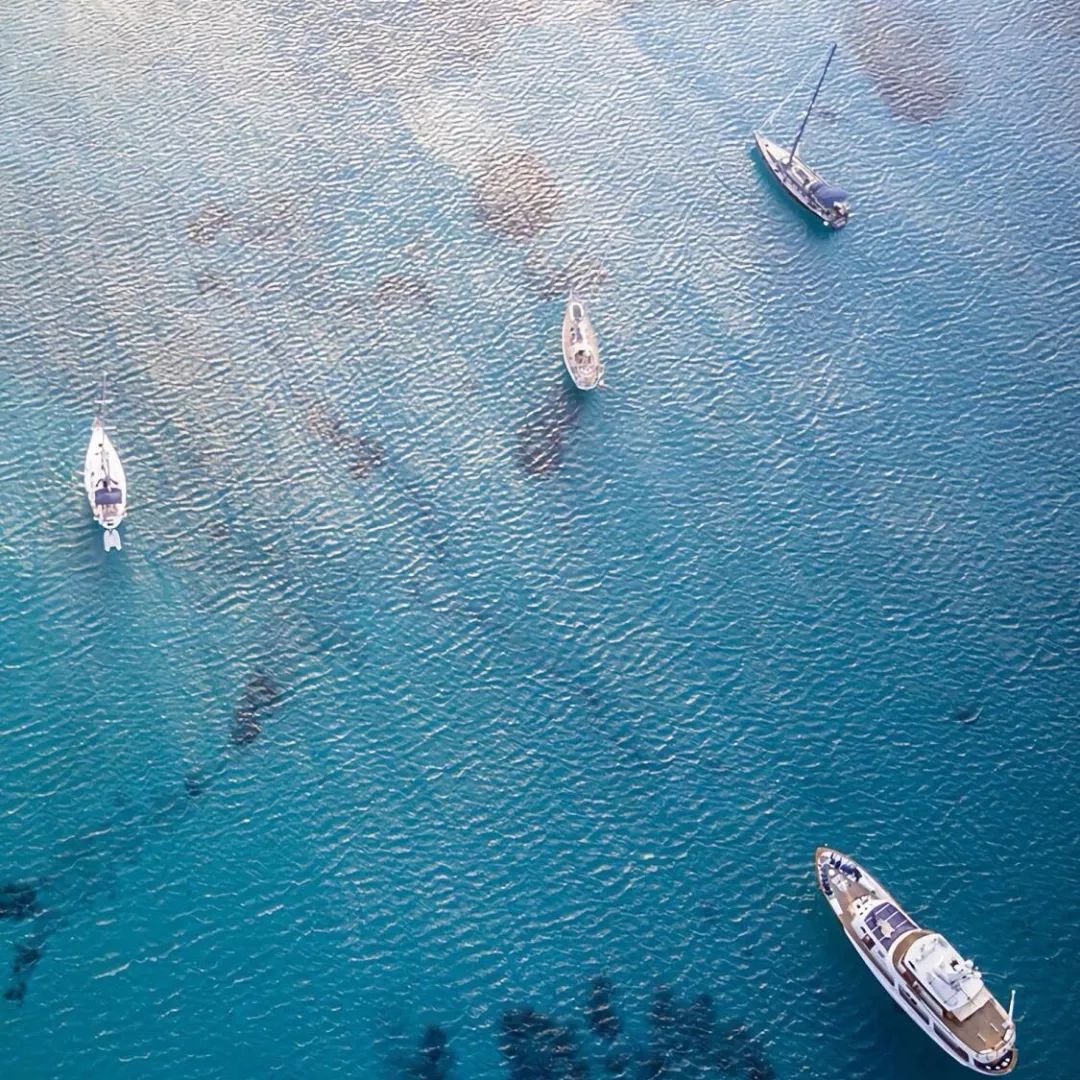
[83,377,127,551]
[754,44,850,229]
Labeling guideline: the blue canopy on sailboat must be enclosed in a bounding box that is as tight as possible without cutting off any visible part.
[809,181,849,207]
[95,488,122,506]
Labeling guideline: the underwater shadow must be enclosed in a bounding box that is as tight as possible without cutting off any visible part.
[404,1025,456,1079]
[3,664,283,1003]
[516,380,586,477]
[850,3,963,122]
[231,668,283,745]
[497,981,775,1079]
[473,151,565,239]
[643,987,774,1079]
[500,1006,589,1079]
[303,401,387,480]
[525,252,611,302]
[373,273,438,314]
[586,976,621,1042]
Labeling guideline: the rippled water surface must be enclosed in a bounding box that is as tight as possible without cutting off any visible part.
[1,1,1077,1076]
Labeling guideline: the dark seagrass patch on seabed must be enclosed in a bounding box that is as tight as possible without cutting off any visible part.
[473,151,564,238]
[586,976,622,1041]
[525,251,611,301]
[231,668,282,746]
[0,882,39,922]
[2,662,281,1005]
[717,1021,775,1080]
[499,1006,589,1079]
[187,203,232,244]
[851,3,963,121]
[3,943,43,1004]
[516,384,584,476]
[186,194,299,247]
[373,273,437,313]
[405,1025,455,1079]
[496,983,773,1079]
[304,403,387,480]
[643,988,774,1079]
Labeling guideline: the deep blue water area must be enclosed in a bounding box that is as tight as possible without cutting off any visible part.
[1,1,1077,1077]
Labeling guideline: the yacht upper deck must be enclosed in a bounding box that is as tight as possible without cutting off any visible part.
[892,932,1012,1058]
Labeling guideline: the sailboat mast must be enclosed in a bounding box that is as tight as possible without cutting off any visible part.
[788,43,837,166]
[96,371,112,483]
[97,371,108,425]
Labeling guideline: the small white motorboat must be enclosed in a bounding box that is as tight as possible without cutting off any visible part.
[83,377,127,551]
[561,293,604,390]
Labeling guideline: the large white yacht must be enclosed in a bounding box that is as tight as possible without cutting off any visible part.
[816,847,1016,1074]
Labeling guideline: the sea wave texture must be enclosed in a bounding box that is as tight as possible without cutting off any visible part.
[0,1,1077,1077]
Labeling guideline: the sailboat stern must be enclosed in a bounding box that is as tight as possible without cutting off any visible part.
[808,179,850,227]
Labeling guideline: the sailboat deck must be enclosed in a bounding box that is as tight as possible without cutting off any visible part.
[561,302,603,389]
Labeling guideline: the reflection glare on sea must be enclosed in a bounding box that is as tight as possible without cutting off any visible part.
[0,1,1076,1077]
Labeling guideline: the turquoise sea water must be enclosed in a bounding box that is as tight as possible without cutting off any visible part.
[1,1,1077,1077]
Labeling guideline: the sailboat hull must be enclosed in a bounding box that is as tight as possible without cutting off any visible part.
[84,420,127,538]
[561,295,604,390]
[753,133,849,229]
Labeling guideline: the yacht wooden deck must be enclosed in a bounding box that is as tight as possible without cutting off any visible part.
[822,862,871,934]
[892,934,1011,1056]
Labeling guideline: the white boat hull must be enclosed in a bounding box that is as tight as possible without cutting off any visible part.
[561,294,604,390]
[754,133,850,229]
[84,419,127,549]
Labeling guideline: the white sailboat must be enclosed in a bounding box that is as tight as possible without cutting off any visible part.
[561,293,604,390]
[753,44,850,229]
[83,376,127,552]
